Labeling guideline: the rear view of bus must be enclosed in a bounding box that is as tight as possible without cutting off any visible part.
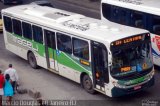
[110,34,154,97]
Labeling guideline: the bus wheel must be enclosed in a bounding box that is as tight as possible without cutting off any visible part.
[82,75,95,94]
[28,52,38,69]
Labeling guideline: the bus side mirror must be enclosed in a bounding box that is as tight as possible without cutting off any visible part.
[153,25,160,35]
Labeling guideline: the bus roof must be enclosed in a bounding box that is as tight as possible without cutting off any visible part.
[2,5,148,44]
[102,0,160,15]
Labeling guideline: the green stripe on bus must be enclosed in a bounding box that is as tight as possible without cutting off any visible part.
[10,33,45,57]
[57,52,91,74]
[7,32,91,75]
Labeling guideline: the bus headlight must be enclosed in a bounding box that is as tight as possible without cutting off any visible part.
[112,81,126,88]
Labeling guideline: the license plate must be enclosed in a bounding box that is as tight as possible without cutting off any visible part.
[134,85,141,90]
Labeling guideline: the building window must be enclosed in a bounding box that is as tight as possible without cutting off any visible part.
[22,22,32,39]
[32,25,43,44]
[57,33,72,54]
[73,38,89,60]
[13,19,22,36]
[3,16,12,33]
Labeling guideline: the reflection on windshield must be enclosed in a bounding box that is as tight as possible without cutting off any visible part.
[111,43,153,77]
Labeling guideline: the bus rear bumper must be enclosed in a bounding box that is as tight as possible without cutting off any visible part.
[111,76,154,97]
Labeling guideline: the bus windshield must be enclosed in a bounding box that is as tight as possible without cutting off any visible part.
[110,36,153,79]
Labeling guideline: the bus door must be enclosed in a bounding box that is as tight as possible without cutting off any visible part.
[91,41,109,91]
[44,29,58,71]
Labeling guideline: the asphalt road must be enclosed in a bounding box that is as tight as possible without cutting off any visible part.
[0,1,160,106]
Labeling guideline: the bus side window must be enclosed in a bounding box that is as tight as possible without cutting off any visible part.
[32,25,43,44]
[57,33,72,54]
[22,22,32,40]
[111,6,119,23]
[12,19,22,36]
[152,16,160,35]
[73,38,89,60]
[3,16,13,33]
[118,9,128,25]
[102,3,111,20]
[44,30,56,49]
[131,11,144,29]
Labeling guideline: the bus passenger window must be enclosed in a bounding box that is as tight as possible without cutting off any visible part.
[32,25,43,44]
[131,11,144,28]
[44,30,55,49]
[119,9,128,25]
[102,3,111,20]
[13,19,22,36]
[112,6,119,22]
[22,22,32,40]
[3,16,13,33]
[152,16,160,35]
[73,38,89,60]
[57,33,72,54]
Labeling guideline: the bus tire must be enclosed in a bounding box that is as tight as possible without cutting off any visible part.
[28,52,38,69]
[82,75,95,94]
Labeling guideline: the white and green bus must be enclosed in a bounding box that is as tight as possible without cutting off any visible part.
[101,0,160,67]
[2,5,154,97]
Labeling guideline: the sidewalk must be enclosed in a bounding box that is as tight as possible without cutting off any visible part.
[58,0,100,11]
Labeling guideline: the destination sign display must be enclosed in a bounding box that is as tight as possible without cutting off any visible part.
[112,35,143,46]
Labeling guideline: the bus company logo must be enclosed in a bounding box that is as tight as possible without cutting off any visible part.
[11,35,38,52]
[152,36,160,51]
[118,0,143,5]
[54,12,70,17]
[62,21,89,31]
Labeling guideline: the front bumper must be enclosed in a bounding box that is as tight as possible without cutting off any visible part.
[111,76,154,97]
